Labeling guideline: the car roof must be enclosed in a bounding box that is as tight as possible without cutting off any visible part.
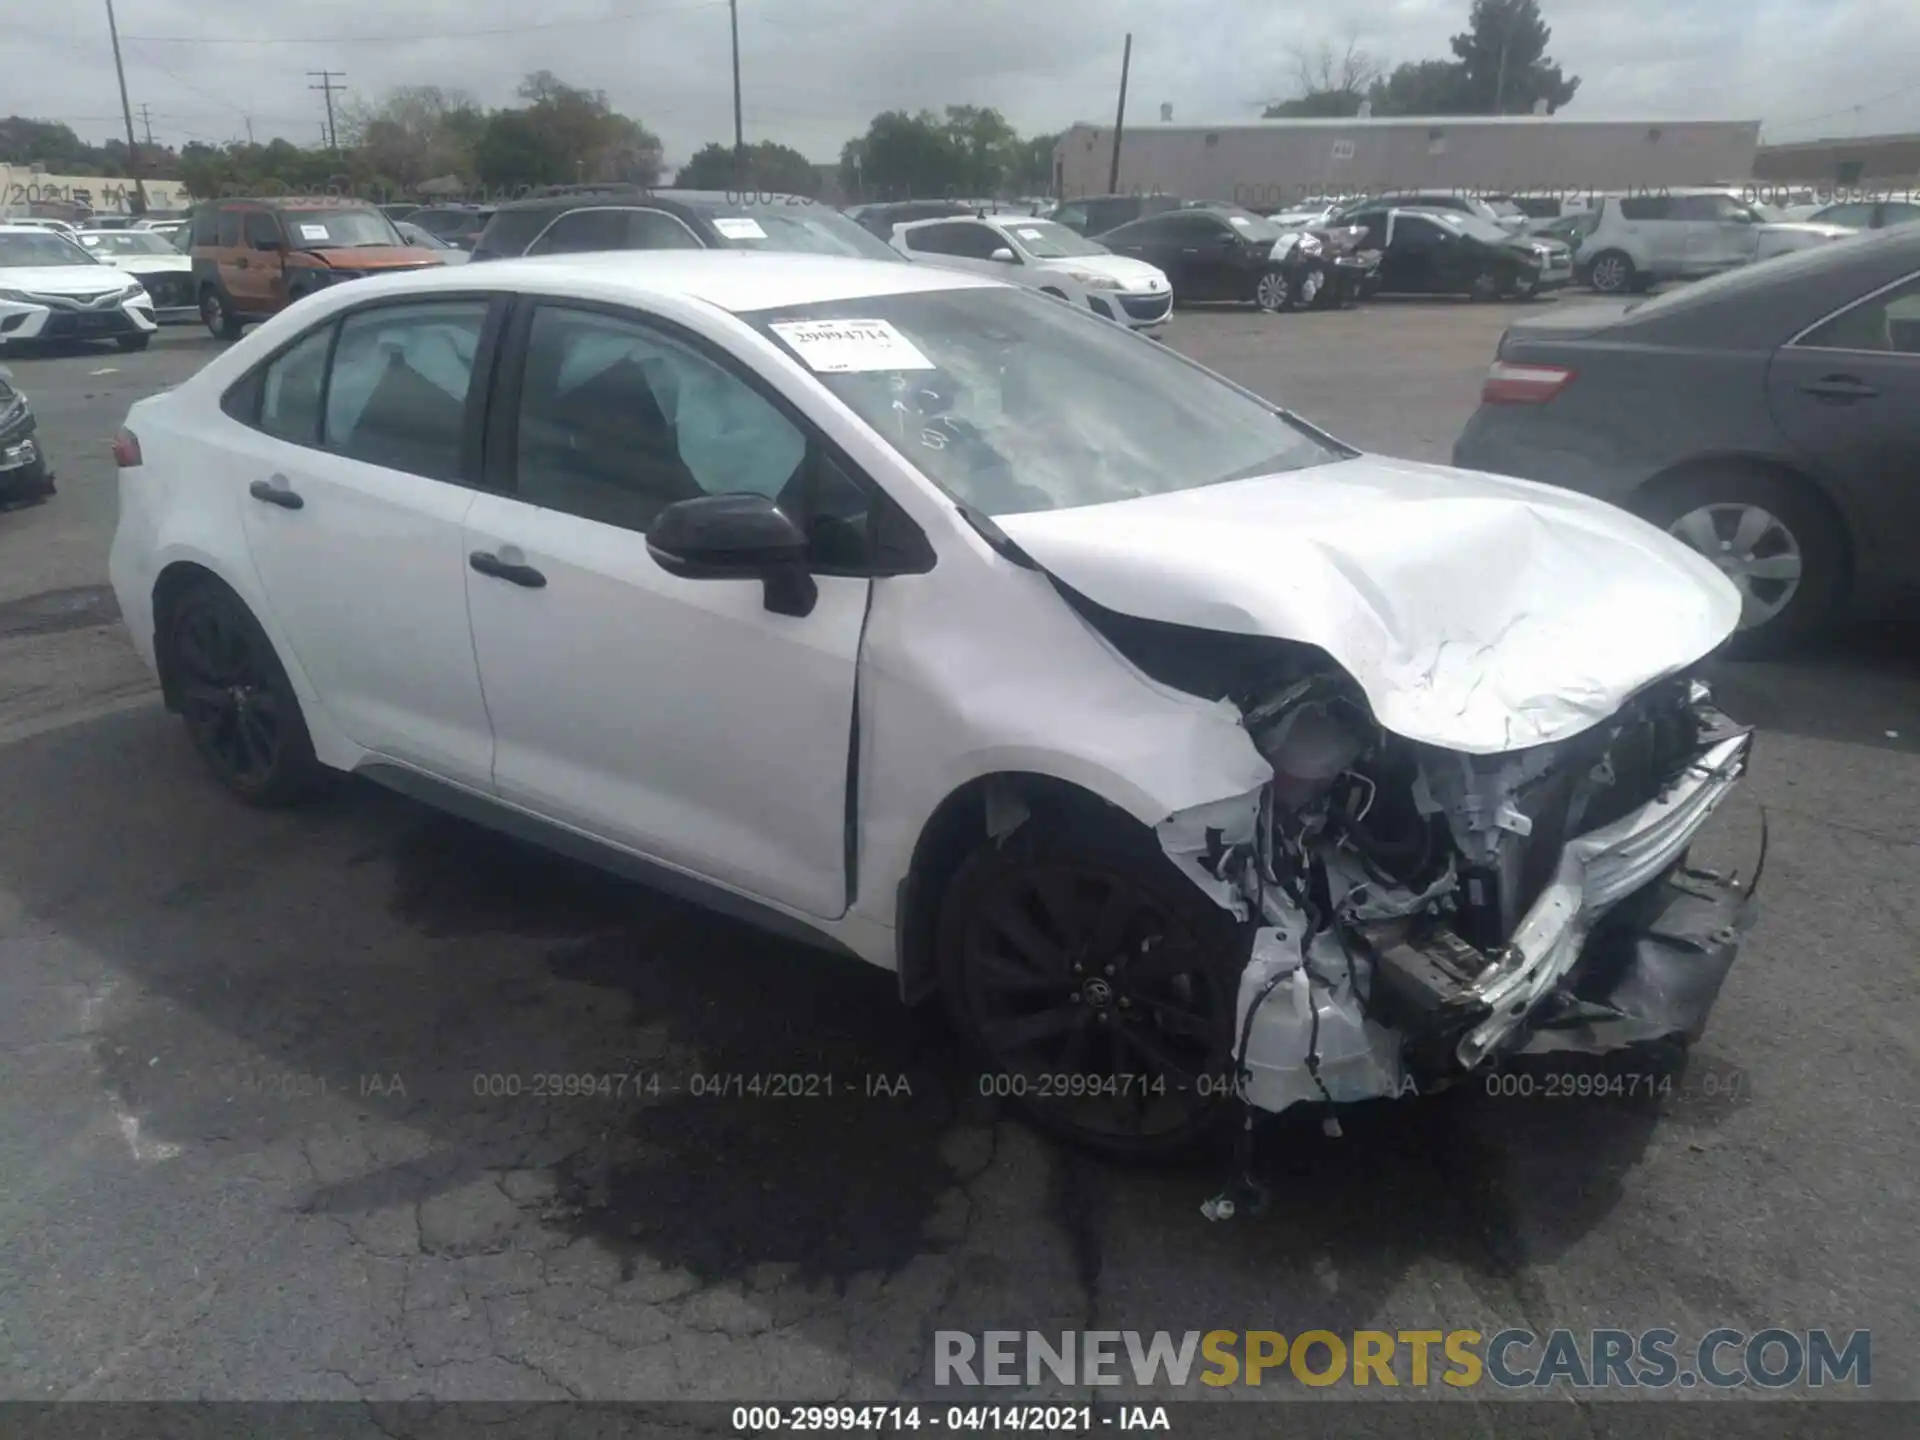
[353,249,998,314]
[490,188,811,215]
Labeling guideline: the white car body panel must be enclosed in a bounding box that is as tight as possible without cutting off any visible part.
[995,455,1742,754]
[0,242,159,342]
[107,250,1746,1088]
[888,217,1172,330]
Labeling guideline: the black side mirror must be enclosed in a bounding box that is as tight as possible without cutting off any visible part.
[647,493,818,617]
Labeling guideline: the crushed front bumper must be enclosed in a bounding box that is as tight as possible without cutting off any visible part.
[1222,715,1757,1116]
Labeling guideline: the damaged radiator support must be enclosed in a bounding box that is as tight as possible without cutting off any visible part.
[1157,676,1759,1128]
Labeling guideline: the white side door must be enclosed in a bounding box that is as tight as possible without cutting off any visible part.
[230,296,502,783]
[462,300,874,919]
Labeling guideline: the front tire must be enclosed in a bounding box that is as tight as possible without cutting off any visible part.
[1254,268,1292,312]
[201,287,243,340]
[936,805,1243,1160]
[162,580,327,806]
[1586,250,1636,295]
[1634,467,1845,657]
[1467,270,1504,302]
[116,332,151,352]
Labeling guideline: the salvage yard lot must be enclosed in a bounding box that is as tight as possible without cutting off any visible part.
[0,309,1914,1405]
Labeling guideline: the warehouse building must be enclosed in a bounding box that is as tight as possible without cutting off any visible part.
[1752,132,1920,190]
[1054,116,1763,208]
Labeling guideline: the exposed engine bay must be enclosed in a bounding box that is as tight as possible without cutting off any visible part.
[1067,588,1761,1119]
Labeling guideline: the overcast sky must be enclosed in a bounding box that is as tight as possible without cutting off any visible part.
[11,0,1919,166]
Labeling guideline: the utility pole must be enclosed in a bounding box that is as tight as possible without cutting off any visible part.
[1106,33,1133,194]
[244,115,256,145]
[137,102,155,146]
[104,0,150,213]
[729,0,746,185]
[1492,0,1514,113]
[308,70,346,152]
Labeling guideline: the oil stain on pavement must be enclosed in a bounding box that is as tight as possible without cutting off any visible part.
[385,808,967,1287]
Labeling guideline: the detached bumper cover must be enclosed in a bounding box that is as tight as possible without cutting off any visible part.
[1457,722,1753,1068]
[1223,712,1757,1116]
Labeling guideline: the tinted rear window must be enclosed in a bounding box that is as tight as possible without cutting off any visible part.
[474,207,561,258]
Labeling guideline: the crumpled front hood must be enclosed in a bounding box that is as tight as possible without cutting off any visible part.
[995,455,1742,755]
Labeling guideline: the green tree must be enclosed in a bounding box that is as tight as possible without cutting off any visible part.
[339,86,484,192]
[676,140,818,195]
[1366,59,1473,115]
[1263,37,1379,118]
[1448,0,1579,114]
[1006,132,1061,195]
[473,111,573,191]
[843,110,967,201]
[941,105,1018,195]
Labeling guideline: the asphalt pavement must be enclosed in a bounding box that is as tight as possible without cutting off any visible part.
[0,310,1913,1411]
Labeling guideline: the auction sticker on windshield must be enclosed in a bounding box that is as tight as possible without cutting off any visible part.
[298,224,329,240]
[713,217,768,240]
[1017,228,1044,239]
[770,318,935,373]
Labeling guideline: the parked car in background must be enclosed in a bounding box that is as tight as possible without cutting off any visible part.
[1487,193,1567,221]
[188,199,442,339]
[1527,211,1599,251]
[1576,190,1856,295]
[75,228,198,322]
[380,203,423,224]
[405,204,496,252]
[2,217,79,238]
[106,251,1757,1158]
[890,214,1171,332]
[1454,224,1920,652]
[1333,192,1524,232]
[1046,193,1183,237]
[395,221,471,264]
[845,200,976,239]
[1098,205,1321,311]
[82,215,140,232]
[134,218,190,248]
[1338,206,1571,299]
[0,365,53,507]
[0,225,158,351]
[471,188,904,263]
[1800,198,1920,231]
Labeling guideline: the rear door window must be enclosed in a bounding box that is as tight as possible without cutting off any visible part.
[1795,273,1920,354]
[322,301,491,481]
[1617,195,1673,221]
[216,209,245,246]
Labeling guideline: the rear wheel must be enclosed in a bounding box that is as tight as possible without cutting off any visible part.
[162,580,327,806]
[1467,269,1504,302]
[1634,467,1845,656]
[201,287,243,340]
[1586,250,1636,294]
[937,806,1243,1160]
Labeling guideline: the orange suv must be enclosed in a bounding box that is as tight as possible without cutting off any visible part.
[188,197,442,338]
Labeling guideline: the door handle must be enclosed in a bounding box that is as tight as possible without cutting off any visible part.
[248,477,303,509]
[1800,374,1878,403]
[469,550,547,588]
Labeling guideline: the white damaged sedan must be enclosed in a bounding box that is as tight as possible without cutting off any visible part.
[108,252,1757,1158]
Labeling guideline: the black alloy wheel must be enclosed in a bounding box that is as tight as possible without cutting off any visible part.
[940,818,1242,1159]
[165,583,324,805]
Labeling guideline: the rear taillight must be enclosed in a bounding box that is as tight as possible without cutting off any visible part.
[1481,360,1575,405]
[112,428,142,467]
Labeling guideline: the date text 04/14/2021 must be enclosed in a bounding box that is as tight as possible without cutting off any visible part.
[731,1405,1171,1433]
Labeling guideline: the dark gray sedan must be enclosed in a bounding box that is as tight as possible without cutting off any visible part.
[1454,226,1920,653]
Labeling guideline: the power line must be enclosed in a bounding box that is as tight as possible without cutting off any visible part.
[308,71,347,152]
[121,1,727,46]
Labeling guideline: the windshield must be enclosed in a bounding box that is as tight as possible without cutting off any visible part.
[1431,211,1518,245]
[698,204,903,261]
[396,223,449,249]
[747,287,1343,517]
[78,231,176,256]
[282,209,406,249]
[1207,207,1284,243]
[1004,220,1108,259]
[0,232,99,267]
